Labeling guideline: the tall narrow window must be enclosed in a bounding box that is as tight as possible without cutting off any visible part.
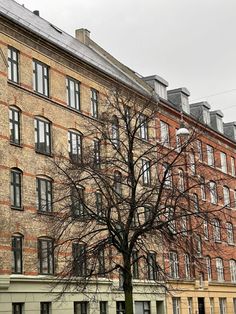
[226,222,234,244]
[223,186,230,208]
[9,107,20,145]
[206,256,212,281]
[68,130,82,162]
[71,186,85,218]
[189,150,196,175]
[178,168,184,192]
[166,207,176,234]
[216,258,224,282]
[163,163,172,188]
[96,191,103,217]
[187,298,193,314]
[195,235,202,256]
[114,171,122,195]
[12,303,24,314]
[160,120,169,145]
[142,159,151,186]
[203,220,209,240]
[66,77,80,110]
[219,298,227,314]
[40,302,51,314]
[139,114,148,140]
[230,260,236,283]
[98,246,105,276]
[11,168,22,209]
[8,46,19,83]
[36,177,52,213]
[74,302,88,314]
[200,176,206,200]
[93,139,101,168]
[213,219,221,242]
[192,193,199,212]
[184,253,190,279]
[206,145,214,167]
[100,302,107,314]
[135,302,150,314]
[116,301,125,314]
[181,216,187,236]
[34,118,51,155]
[132,250,139,279]
[111,115,120,149]
[196,140,203,161]
[210,298,214,314]
[72,243,87,277]
[33,60,49,96]
[91,89,99,118]
[220,152,227,173]
[169,251,179,278]
[209,181,217,204]
[12,235,22,274]
[147,252,156,280]
[231,157,235,176]
[38,238,54,275]
[172,297,181,314]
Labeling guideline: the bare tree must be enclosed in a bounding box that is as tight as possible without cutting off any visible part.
[50,87,231,314]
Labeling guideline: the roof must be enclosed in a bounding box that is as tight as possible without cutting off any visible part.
[0,0,152,96]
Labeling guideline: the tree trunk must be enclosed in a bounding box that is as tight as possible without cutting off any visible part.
[123,255,134,314]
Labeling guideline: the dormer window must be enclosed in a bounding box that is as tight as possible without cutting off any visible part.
[182,95,190,114]
[203,109,210,125]
[216,116,223,133]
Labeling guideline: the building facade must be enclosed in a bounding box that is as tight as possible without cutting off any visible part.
[0,1,236,314]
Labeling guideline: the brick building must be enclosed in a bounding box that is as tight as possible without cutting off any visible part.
[0,1,236,314]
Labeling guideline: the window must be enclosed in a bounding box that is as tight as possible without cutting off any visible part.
[68,130,82,162]
[12,303,24,314]
[66,77,80,110]
[160,120,169,145]
[132,250,139,279]
[98,246,105,276]
[220,152,227,173]
[181,216,187,236]
[217,117,224,133]
[34,118,51,155]
[36,177,52,213]
[234,190,236,208]
[142,159,151,186]
[71,186,85,218]
[91,89,99,118]
[234,298,236,314]
[200,176,206,200]
[147,252,156,280]
[166,207,176,234]
[207,145,214,167]
[40,302,51,314]
[213,219,221,242]
[93,139,101,168]
[203,109,210,125]
[223,186,230,208]
[9,107,20,145]
[163,163,172,188]
[178,168,184,192]
[114,171,122,195]
[206,256,212,281]
[210,298,214,314]
[11,168,22,209]
[196,140,203,161]
[230,260,236,283]
[189,150,196,175]
[169,251,179,278]
[72,243,87,276]
[38,238,54,275]
[100,302,107,314]
[219,298,227,314]
[33,60,49,96]
[172,297,181,314]
[209,181,217,204]
[144,205,151,222]
[176,129,181,152]
[12,235,22,274]
[187,298,193,314]
[203,220,209,240]
[74,302,88,314]
[231,157,235,176]
[135,301,150,314]
[184,253,191,279]
[226,222,234,244]
[192,193,199,212]
[116,301,125,314]
[139,114,148,140]
[112,115,120,149]
[216,258,224,282]
[96,192,103,217]
[195,235,202,256]
[8,46,19,83]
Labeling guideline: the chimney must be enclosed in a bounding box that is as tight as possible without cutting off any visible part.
[75,28,91,46]
[33,10,40,16]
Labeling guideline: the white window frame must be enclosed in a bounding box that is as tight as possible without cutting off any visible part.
[169,252,179,278]
[160,120,170,145]
[220,152,227,173]
[172,297,181,314]
[231,157,235,176]
[216,258,224,282]
[184,254,191,279]
[206,256,212,281]
[207,145,214,167]
[226,222,234,244]
[209,181,217,204]
[230,260,236,283]
[219,298,227,314]
[223,186,230,208]
[213,219,221,242]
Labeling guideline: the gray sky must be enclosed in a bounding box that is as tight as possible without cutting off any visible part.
[18,0,236,122]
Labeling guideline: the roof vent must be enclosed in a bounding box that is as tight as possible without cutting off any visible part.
[33,10,40,16]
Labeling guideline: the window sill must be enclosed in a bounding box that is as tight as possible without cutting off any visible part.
[34,91,50,99]
[11,206,24,211]
[10,142,23,148]
[35,150,53,157]
[37,211,54,216]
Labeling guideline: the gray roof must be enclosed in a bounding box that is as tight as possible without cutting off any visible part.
[0,0,151,95]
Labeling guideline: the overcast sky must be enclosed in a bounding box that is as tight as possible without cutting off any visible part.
[17,0,236,122]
